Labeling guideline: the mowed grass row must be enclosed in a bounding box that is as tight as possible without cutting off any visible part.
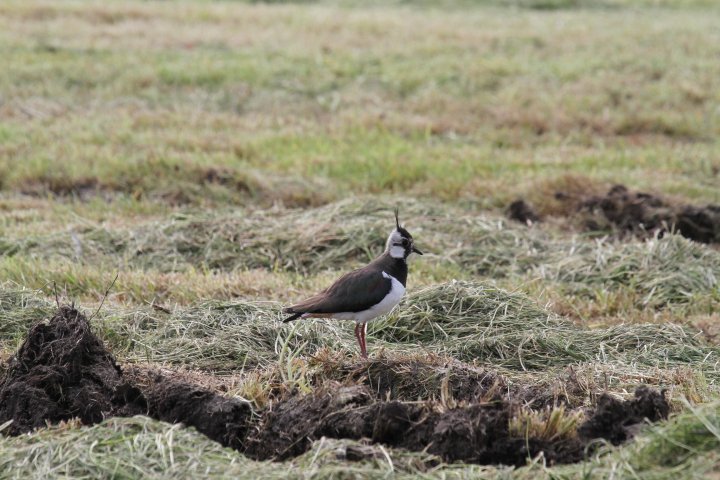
[2,198,719,323]
[2,280,717,401]
[1,0,719,212]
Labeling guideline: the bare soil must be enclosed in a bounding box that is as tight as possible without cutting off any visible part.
[580,185,720,243]
[244,384,667,466]
[18,177,114,202]
[579,386,670,445]
[0,305,146,435]
[243,384,586,465]
[0,306,251,450]
[508,184,720,243]
[507,199,540,225]
[132,369,252,451]
[0,306,669,467]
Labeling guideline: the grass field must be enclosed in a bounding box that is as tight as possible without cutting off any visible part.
[1,0,720,478]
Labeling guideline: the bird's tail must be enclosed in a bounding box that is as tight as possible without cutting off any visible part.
[283,311,303,323]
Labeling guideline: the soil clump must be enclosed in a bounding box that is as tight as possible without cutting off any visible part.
[507,184,720,244]
[0,306,146,435]
[507,199,540,225]
[0,306,251,450]
[245,384,668,466]
[579,386,669,444]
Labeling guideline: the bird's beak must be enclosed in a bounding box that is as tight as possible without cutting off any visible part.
[412,246,423,255]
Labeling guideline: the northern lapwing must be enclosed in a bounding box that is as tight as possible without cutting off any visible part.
[283,210,423,358]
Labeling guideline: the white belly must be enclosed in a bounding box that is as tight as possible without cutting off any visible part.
[331,272,405,324]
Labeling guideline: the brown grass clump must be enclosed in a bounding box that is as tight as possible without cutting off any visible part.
[509,405,585,442]
[517,174,608,219]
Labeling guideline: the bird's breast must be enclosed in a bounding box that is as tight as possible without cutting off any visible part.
[355,272,405,323]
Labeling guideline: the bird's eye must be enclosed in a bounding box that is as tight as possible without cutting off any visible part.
[401,239,409,247]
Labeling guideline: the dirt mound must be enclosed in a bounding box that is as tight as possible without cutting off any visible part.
[579,386,669,444]
[0,306,146,435]
[0,306,252,447]
[507,199,540,225]
[134,369,252,451]
[18,176,115,202]
[508,184,720,244]
[580,185,720,243]
[245,385,376,460]
[244,385,549,464]
[245,384,668,466]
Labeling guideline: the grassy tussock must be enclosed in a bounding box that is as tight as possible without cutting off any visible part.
[509,405,584,442]
[374,281,719,375]
[0,416,269,480]
[0,286,53,341]
[2,282,720,404]
[546,234,720,308]
[3,198,719,316]
[94,279,719,376]
[108,300,351,371]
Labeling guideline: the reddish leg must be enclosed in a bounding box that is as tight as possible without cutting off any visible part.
[354,323,362,357]
[359,323,368,359]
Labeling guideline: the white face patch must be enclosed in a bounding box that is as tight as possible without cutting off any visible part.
[385,230,406,259]
[389,245,406,258]
[385,230,402,250]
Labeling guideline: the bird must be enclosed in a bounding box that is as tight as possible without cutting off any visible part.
[282,209,423,358]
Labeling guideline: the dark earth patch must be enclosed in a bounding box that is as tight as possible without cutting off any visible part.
[244,384,668,466]
[580,185,720,243]
[130,368,252,451]
[200,166,252,194]
[579,386,669,444]
[0,306,251,451]
[508,184,720,244]
[0,305,146,435]
[0,306,670,467]
[507,199,540,225]
[18,176,115,202]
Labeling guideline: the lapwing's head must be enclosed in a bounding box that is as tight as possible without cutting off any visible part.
[386,208,423,260]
